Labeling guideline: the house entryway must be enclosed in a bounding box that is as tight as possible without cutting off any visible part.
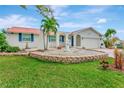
[76,35,81,46]
[71,36,74,46]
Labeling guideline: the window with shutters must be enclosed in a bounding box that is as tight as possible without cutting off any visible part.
[22,34,32,41]
[48,35,56,42]
[59,35,64,42]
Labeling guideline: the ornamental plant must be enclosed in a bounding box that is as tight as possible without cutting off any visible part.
[100,57,109,70]
[114,48,123,70]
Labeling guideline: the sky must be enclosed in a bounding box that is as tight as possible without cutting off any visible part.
[0,5,124,40]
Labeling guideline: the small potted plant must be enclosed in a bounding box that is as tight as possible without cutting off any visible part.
[57,46,62,49]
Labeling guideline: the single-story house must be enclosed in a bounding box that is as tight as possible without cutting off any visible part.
[5,27,105,49]
[115,40,124,48]
[6,27,44,49]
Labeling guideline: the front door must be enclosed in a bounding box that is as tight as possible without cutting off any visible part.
[71,36,74,46]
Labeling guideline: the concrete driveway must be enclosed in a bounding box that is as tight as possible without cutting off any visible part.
[94,49,115,58]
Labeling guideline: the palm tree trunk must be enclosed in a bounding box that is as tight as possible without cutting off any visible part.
[46,34,48,50]
[42,31,45,50]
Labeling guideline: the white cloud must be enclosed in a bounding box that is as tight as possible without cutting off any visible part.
[0,14,37,28]
[72,6,109,18]
[83,6,108,14]
[51,5,68,10]
[50,5,69,19]
[97,18,107,24]
[60,22,93,28]
[60,22,82,28]
[115,30,124,40]
[117,30,124,34]
[50,6,109,21]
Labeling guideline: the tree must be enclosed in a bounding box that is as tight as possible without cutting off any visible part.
[1,29,6,33]
[0,32,6,44]
[40,16,59,50]
[104,29,117,48]
[104,28,116,39]
[20,5,53,18]
[111,37,119,46]
[0,31,8,52]
[20,5,56,50]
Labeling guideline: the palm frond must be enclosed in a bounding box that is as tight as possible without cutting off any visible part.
[20,5,27,9]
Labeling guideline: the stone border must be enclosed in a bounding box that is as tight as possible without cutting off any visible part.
[0,49,108,64]
[0,52,29,56]
[29,52,108,64]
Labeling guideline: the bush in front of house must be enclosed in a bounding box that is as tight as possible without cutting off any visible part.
[0,44,8,52]
[0,32,9,52]
[0,31,20,52]
[5,46,20,52]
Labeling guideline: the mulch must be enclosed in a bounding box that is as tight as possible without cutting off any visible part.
[109,64,124,72]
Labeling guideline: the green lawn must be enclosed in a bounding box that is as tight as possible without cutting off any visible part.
[0,56,124,88]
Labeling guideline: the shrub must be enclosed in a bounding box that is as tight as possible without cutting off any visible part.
[0,32,9,52]
[0,43,8,52]
[0,32,20,52]
[0,32,6,44]
[6,46,20,52]
[100,57,109,70]
[114,48,123,70]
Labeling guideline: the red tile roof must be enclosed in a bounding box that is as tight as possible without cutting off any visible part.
[7,27,41,35]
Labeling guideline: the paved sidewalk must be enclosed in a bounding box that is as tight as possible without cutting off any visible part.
[94,49,123,58]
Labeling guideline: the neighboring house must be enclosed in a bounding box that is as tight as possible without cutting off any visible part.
[122,40,124,47]
[114,39,124,48]
[121,40,124,49]
[5,27,105,49]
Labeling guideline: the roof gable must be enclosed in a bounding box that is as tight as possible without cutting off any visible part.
[71,27,102,36]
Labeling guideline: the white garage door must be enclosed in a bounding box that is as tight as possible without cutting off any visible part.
[82,38,100,49]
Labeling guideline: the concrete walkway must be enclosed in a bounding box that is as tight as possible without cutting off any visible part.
[31,48,104,56]
[94,49,123,58]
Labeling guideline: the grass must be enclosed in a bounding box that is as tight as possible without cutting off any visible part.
[0,56,124,88]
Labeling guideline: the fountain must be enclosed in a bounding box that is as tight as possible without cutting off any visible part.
[64,39,71,52]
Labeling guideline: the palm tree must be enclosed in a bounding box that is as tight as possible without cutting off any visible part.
[20,5,53,18]
[105,29,116,38]
[104,28,117,48]
[40,16,59,50]
[20,5,57,50]
[111,37,120,47]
